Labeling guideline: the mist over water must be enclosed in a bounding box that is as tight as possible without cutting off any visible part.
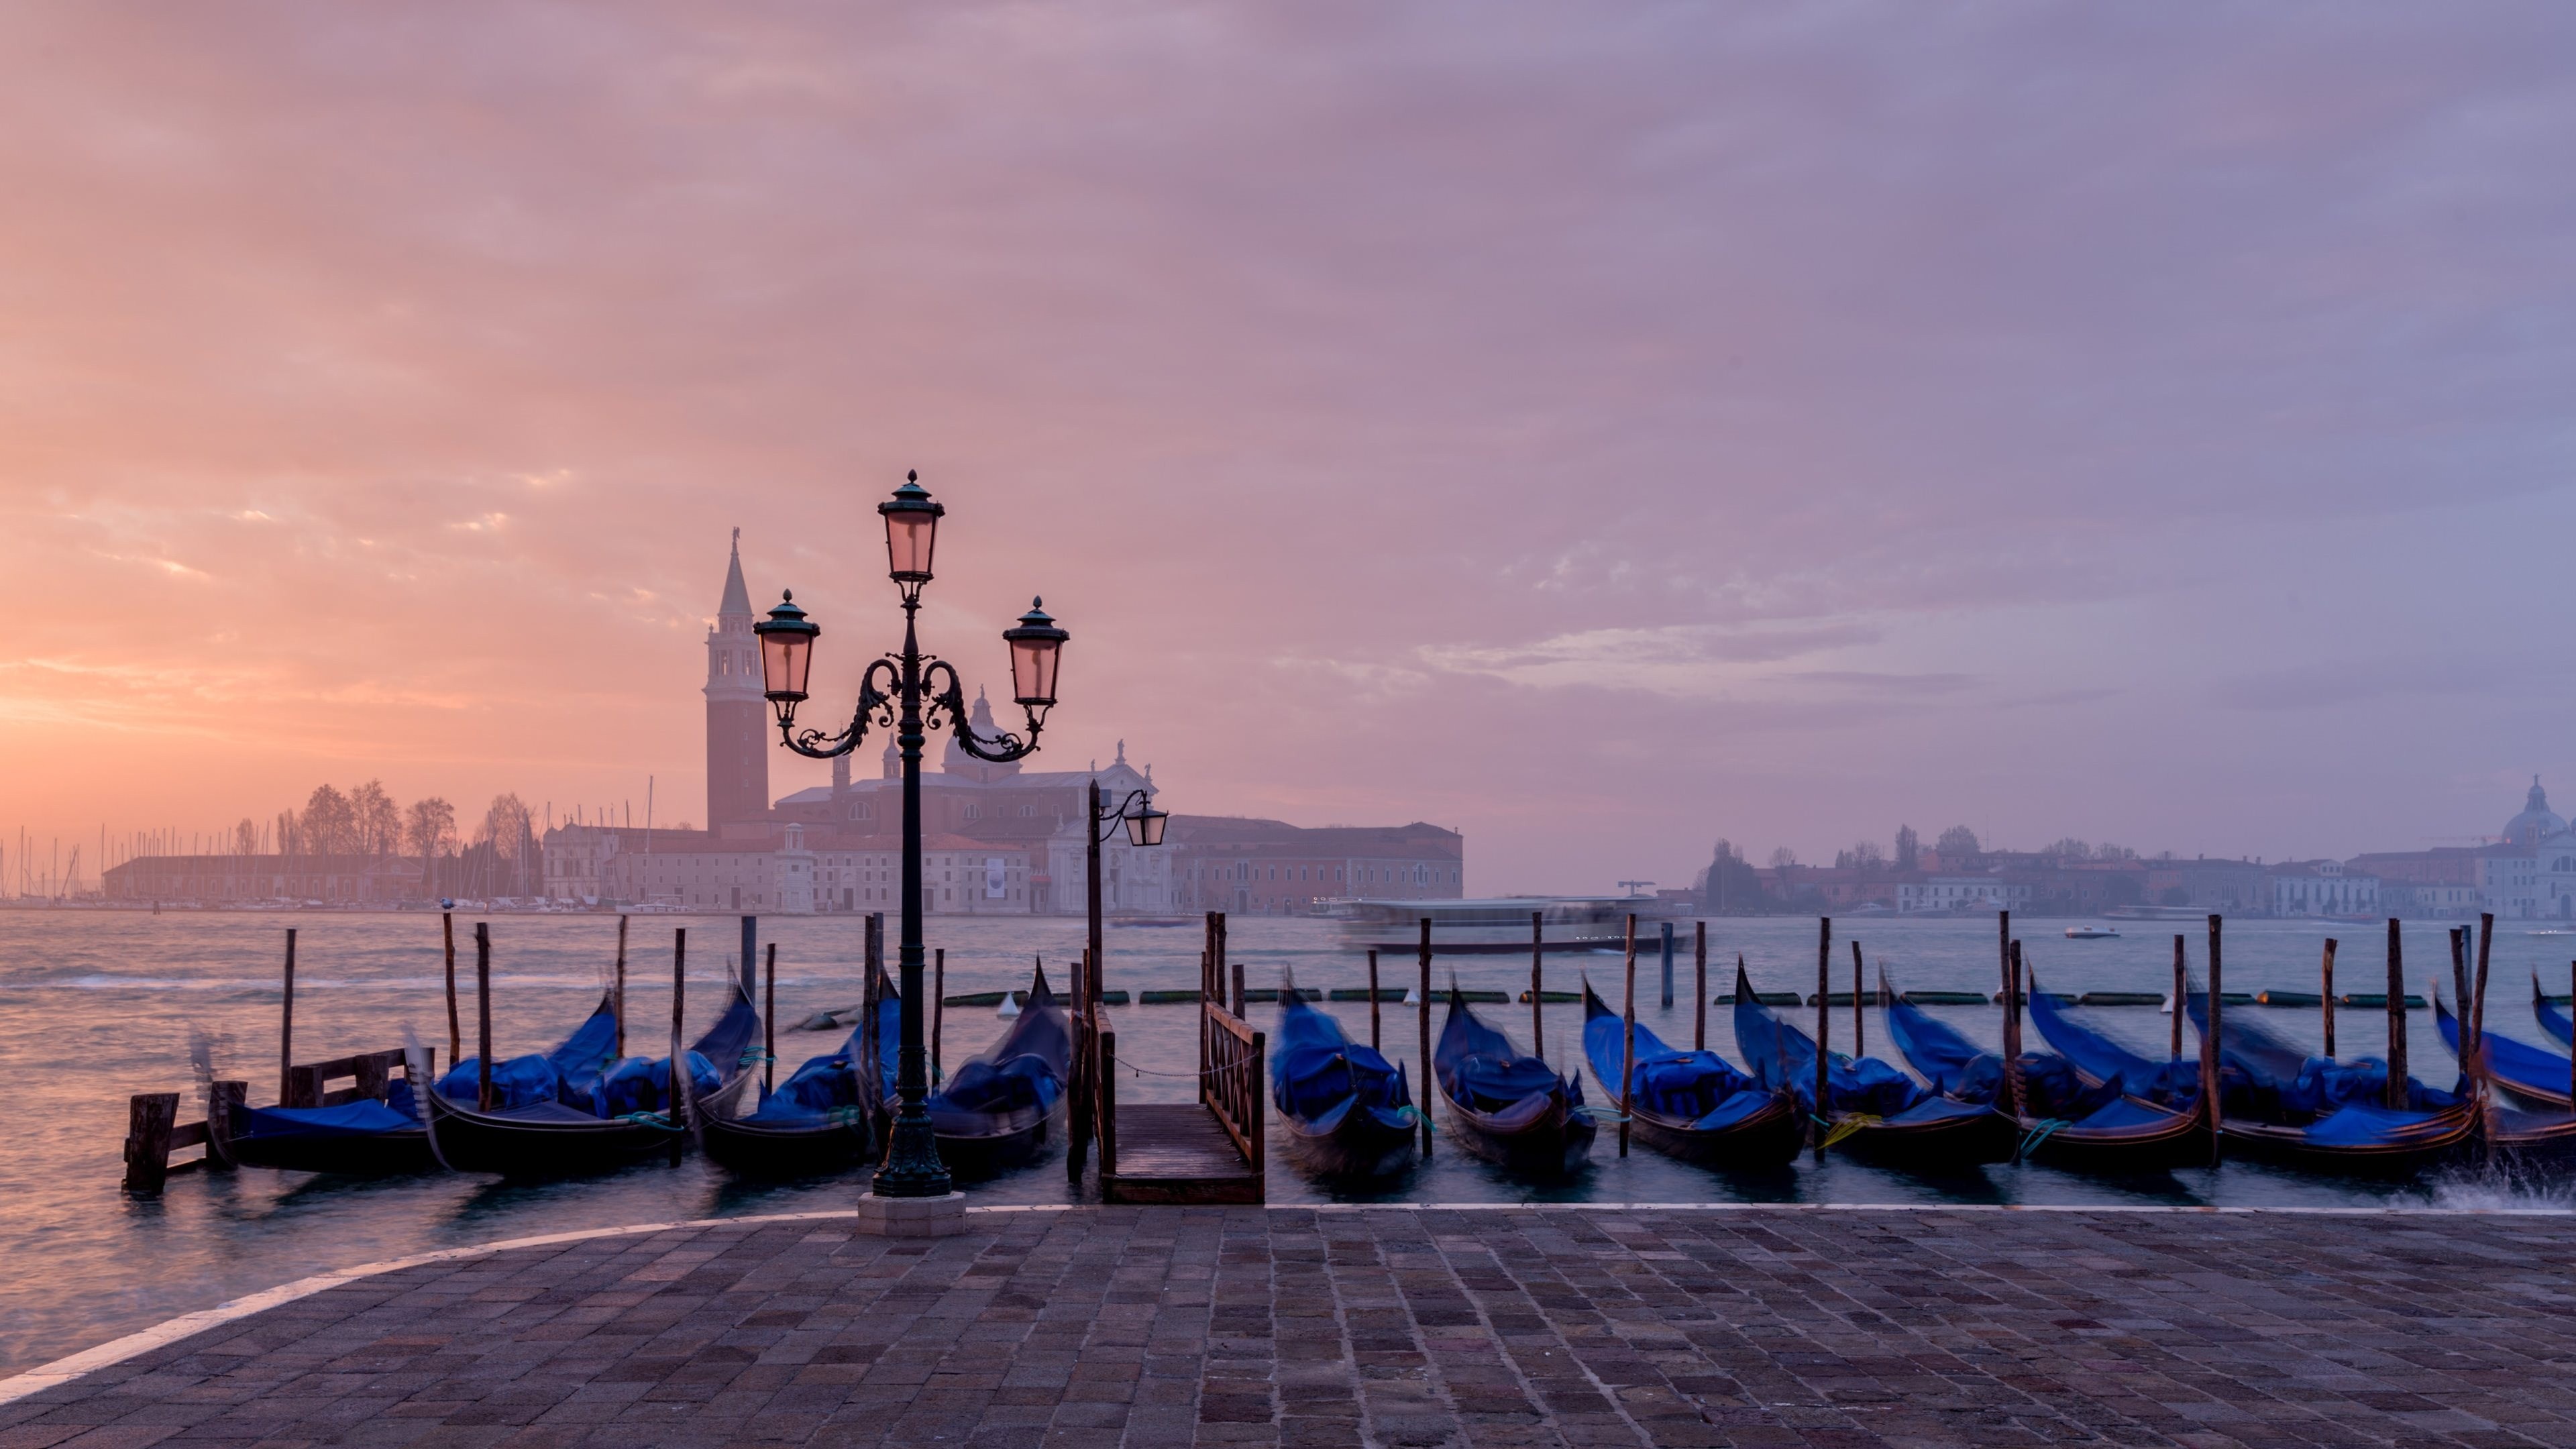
[0,908,2562,1373]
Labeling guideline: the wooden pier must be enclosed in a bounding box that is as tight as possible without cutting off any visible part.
[1070,912,1263,1204]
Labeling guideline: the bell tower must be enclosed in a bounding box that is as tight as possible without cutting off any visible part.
[704,529,771,832]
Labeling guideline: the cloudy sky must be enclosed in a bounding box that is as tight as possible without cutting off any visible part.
[4,3,2572,892]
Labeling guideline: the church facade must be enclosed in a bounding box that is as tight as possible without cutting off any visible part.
[541,533,1464,914]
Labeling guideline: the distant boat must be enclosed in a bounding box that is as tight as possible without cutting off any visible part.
[2064,926,2119,940]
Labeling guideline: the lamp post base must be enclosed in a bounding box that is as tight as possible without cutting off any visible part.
[855,1190,967,1238]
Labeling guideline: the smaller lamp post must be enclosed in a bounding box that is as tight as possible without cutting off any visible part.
[1085,780,1167,1004]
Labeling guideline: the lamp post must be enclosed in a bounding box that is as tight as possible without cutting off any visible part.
[1086,779,1169,999]
[752,470,1066,1199]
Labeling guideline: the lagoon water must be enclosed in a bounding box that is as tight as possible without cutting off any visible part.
[1,906,2566,1373]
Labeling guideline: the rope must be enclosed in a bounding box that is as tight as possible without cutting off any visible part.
[1816,1112,1881,1150]
[618,1111,676,1129]
[2016,1118,2073,1163]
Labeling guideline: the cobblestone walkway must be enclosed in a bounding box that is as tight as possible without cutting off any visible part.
[9,1207,2576,1448]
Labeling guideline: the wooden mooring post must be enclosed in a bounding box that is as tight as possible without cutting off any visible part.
[2320,937,2337,1059]
[2203,915,2224,1167]
[1619,914,1636,1159]
[1813,916,1831,1162]
[2385,918,2406,1110]
[1529,912,1544,1063]
[1693,922,1707,1052]
[1417,918,1432,1159]
[1368,950,1382,1051]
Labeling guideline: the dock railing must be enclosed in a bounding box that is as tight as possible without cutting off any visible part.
[121,1046,432,1195]
[1197,912,1265,1181]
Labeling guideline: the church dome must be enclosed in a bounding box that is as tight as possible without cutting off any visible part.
[2504,777,2565,846]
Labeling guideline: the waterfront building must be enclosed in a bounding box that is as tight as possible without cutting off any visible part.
[2267,859,2381,918]
[1163,816,1464,916]
[1894,875,2027,913]
[102,853,421,905]
[2140,857,2269,912]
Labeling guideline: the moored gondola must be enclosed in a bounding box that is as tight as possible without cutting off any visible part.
[2436,990,2572,1110]
[1271,989,1419,1178]
[2184,979,2476,1176]
[431,981,760,1178]
[906,965,1070,1177]
[1732,965,2015,1171]
[1886,971,2206,1172]
[699,1004,883,1177]
[1578,981,1801,1171]
[223,1085,438,1175]
[1433,987,1596,1177]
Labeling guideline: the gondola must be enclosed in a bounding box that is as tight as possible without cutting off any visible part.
[1884,971,2206,1172]
[222,1082,438,1175]
[2182,979,2476,1175]
[227,991,621,1177]
[2530,973,2576,1051]
[902,965,1070,1177]
[2428,991,2576,1165]
[1731,965,2015,1170]
[1270,989,1419,1177]
[1578,982,1802,1170]
[429,984,761,1177]
[2436,990,2572,1110]
[1432,987,1597,1177]
[699,1027,877,1177]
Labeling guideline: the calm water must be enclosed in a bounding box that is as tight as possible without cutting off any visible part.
[1,907,2566,1373]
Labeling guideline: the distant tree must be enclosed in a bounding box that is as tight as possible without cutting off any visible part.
[405,797,458,862]
[303,784,357,855]
[231,819,258,856]
[1701,839,1767,913]
[1894,825,1919,872]
[478,794,536,896]
[1848,841,1886,869]
[2093,843,2138,862]
[274,808,299,857]
[2041,837,2090,859]
[1935,826,1980,859]
[1769,847,1799,869]
[350,780,401,855]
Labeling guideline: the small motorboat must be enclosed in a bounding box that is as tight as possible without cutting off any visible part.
[2064,926,2120,941]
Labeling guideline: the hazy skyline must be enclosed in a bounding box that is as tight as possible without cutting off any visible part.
[5,5,2574,894]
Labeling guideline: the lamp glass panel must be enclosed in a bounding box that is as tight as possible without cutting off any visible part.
[884,511,938,580]
[761,631,812,699]
[1010,635,1063,706]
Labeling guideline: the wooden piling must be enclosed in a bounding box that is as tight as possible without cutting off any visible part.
[443,912,461,1071]
[1619,914,1636,1159]
[763,942,777,1094]
[1849,939,1866,1058]
[2473,912,2494,1070]
[931,949,945,1082]
[278,928,298,1106]
[122,1092,178,1193]
[1659,920,1674,1011]
[2567,961,2573,1111]
[1529,912,1544,1062]
[2320,938,2337,1059]
[1368,950,1381,1051]
[207,1081,244,1169]
[2170,934,2184,1061]
[1814,916,1831,1162]
[2202,915,2223,1167]
[613,915,628,1059]
[1694,922,1707,1052]
[2004,941,2027,1122]
[1417,917,1432,1159]
[474,922,493,1112]
[2384,918,2406,1111]
[669,927,688,1164]
[2450,928,2471,1056]
[1232,961,1246,1021]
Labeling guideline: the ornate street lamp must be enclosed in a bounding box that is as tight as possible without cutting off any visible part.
[1084,780,1169,1002]
[753,470,1064,1201]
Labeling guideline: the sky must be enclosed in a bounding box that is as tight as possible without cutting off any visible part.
[3,3,2574,895]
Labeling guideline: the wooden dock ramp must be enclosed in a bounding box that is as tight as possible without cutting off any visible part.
[1069,912,1264,1205]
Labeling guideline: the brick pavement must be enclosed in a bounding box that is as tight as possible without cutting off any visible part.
[7,1207,2576,1448]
